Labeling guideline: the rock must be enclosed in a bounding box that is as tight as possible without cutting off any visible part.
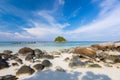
[35,60,41,62]
[68,48,75,53]
[34,49,43,58]
[0,54,12,61]
[15,58,23,64]
[116,46,120,51]
[64,57,70,62]
[87,64,101,68]
[3,50,12,54]
[74,47,96,57]
[42,60,52,67]
[50,51,61,55]
[43,55,54,59]
[42,50,48,54]
[0,59,9,69]
[110,55,120,63]
[95,58,100,62]
[84,60,94,65]
[18,47,33,55]
[69,59,85,68]
[33,64,44,71]
[25,53,35,62]
[55,66,65,72]
[9,55,18,60]
[12,63,19,66]
[0,75,18,80]
[114,58,120,63]
[16,65,35,76]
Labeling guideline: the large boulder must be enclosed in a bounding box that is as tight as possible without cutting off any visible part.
[0,59,9,69]
[33,64,44,71]
[16,65,35,76]
[42,60,52,67]
[18,47,33,55]
[0,75,18,80]
[74,47,96,57]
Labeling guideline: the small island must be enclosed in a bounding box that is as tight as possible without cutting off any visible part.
[54,36,67,42]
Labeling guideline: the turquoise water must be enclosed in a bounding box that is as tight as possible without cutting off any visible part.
[0,41,105,53]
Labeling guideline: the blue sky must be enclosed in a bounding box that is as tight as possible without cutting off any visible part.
[0,0,120,41]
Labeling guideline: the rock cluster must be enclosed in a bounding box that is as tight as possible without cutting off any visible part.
[0,41,120,79]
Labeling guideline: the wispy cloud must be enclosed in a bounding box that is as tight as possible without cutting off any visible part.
[0,0,120,41]
[0,31,31,41]
[65,0,120,41]
[24,0,120,41]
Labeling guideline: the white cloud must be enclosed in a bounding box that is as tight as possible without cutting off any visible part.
[99,0,119,16]
[23,0,120,41]
[64,0,120,41]
[0,31,31,40]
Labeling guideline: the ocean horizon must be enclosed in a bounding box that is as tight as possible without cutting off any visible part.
[0,41,106,53]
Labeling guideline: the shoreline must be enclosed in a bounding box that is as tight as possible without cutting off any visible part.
[0,41,120,80]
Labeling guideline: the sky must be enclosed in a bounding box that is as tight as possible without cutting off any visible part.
[0,0,120,41]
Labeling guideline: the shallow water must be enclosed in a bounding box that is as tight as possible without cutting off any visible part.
[0,41,105,53]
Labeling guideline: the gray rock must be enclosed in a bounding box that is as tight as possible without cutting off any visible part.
[87,64,101,68]
[42,60,52,67]
[69,59,85,68]
[25,53,35,62]
[34,49,43,58]
[15,58,23,64]
[55,66,65,72]
[43,55,54,59]
[0,54,12,61]
[33,64,44,71]
[16,65,35,76]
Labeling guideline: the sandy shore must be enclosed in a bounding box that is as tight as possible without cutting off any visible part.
[0,41,120,80]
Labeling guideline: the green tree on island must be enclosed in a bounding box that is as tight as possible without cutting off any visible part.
[54,36,67,42]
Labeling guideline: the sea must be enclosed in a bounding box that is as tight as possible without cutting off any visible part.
[0,41,106,53]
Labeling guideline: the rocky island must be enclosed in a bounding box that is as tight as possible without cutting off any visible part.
[54,36,67,42]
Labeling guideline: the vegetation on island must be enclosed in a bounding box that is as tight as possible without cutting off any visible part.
[54,36,67,42]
